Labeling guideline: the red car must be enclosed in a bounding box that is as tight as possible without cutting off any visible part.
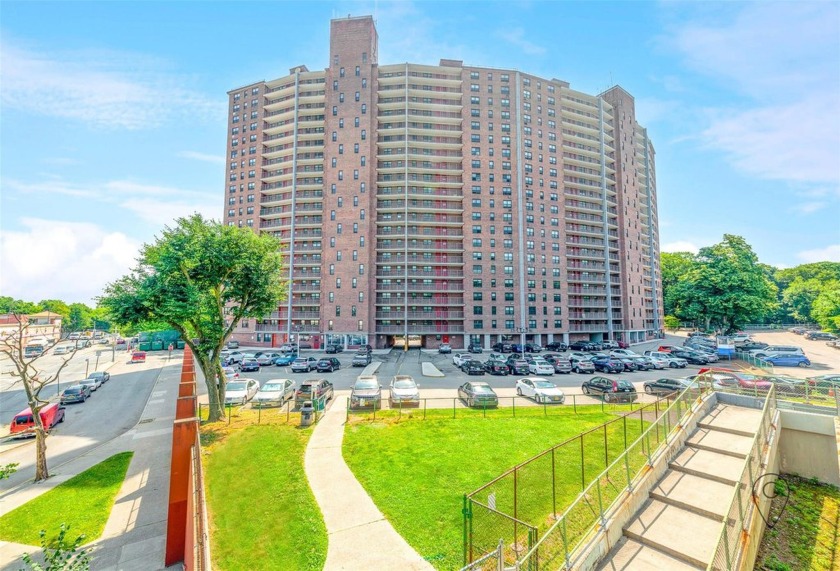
[697,368,772,391]
[656,345,680,353]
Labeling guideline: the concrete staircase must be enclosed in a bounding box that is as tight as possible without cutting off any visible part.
[598,404,764,570]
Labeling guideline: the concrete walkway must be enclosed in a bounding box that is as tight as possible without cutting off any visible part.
[304,395,434,571]
[0,354,183,571]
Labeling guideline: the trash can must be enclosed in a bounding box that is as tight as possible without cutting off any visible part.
[300,401,315,427]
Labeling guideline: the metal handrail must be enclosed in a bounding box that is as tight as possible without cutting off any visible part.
[515,382,711,569]
[706,385,777,570]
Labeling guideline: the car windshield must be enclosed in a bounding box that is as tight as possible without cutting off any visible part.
[226,382,247,391]
[355,379,378,389]
[534,381,555,389]
[261,383,284,391]
[393,380,416,389]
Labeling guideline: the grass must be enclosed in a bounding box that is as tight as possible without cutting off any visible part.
[343,405,643,570]
[756,475,840,571]
[0,451,133,546]
[202,424,326,571]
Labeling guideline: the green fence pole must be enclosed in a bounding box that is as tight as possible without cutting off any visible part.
[453,398,456,419]
[552,447,557,518]
[573,393,577,414]
[399,398,403,419]
[544,399,547,416]
[603,423,609,467]
[423,398,427,420]
[462,494,469,566]
[580,434,585,490]
[227,404,231,425]
[512,395,516,417]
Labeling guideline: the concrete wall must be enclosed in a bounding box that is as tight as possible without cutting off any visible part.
[778,410,840,486]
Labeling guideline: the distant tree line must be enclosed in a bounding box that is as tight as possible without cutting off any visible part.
[662,234,840,333]
[0,297,113,334]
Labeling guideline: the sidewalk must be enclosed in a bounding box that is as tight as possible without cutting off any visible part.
[0,354,184,571]
[305,395,434,571]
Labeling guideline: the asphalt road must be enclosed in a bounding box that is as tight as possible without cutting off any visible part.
[0,356,175,490]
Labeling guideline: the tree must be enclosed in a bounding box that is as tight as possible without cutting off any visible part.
[0,316,77,482]
[811,281,840,332]
[38,300,71,323]
[100,214,286,422]
[67,303,94,333]
[668,235,777,332]
[0,296,42,314]
[660,252,696,317]
[21,523,89,571]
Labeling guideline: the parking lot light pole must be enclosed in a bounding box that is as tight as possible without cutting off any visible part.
[514,326,528,359]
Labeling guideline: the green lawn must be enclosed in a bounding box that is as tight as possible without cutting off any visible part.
[203,425,326,571]
[0,451,133,546]
[343,406,640,570]
[756,475,840,571]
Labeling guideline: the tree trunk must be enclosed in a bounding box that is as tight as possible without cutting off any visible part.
[33,416,49,482]
[194,352,225,422]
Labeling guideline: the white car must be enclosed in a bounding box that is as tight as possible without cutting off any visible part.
[453,353,472,367]
[644,351,688,368]
[515,377,565,404]
[389,375,420,406]
[78,377,102,391]
[54,345,75,355]
[610,349,638,358]
[222,366,239,381]
[645,356,670,369]
[252,379,296,407]
[256,352,283,366]
[528,359,554,375]
[224,378,260,405]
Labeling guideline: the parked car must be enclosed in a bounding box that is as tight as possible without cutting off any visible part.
[491,342,513,353]
[805,331,837,341]
[460,360,484,375]
[609,349,639,359]
[225,340,240,349]
[545,341,568,352]
[239,358,260,372]
[222,366,239,381]
[316,357,341,372]
[695,369,772,391]
[458,382,499,408]
[86,371,110,384]
[352,352,372,367]
[60,385,92,404]
[591,356,624,374]
[78,377,102,392]
[569,356,596,374]
[655,345,681,353]
[644,355,670,369]
[223,351,245,365]
[53,345,74,355]
[438,343,452,354]
[467,343,483,354]
[257,352,283,366]
[274,353,298,366]
[453,353,472,367]
[615,357,639,372]
[252,379,296,407]
[515,377,565,403]
[669,349,709,365]
[543,354,572,374]
[483,359,510,375]
[295,378,334,406]
[749,346,804,359]
[643,377,694,396]
[582,377,639,403]
[278,344,296,353]
[505,358,530,375]
[569,341,595,351]
[524,343,542,353]
[389,375,420,407]
[630,356,655,371]
[224,378,260,405]
[350,376,382,409]
[528,358,554,376]
[644,351,688,368]
[325,344,344,354]
[761,353,811,367]
[291,357,318,372]
[805,374,840,393]
[9,403,65,437]
[761,375,807,395]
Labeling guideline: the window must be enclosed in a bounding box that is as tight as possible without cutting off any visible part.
[361,129,366,140]
[336,278,341,288]
[353,223,358,233]
[336,306,341,317]
[337,223,342,234]
[352,278,357,288]
[332,106,338,116]
[360,209,365,220]
[355,91,360,101]
[355,66,360,76]
[340,67,345,77]
[361,104,367,114]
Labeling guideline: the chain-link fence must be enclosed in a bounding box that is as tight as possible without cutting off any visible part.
[197,393,329,427]
[462,396,677,566]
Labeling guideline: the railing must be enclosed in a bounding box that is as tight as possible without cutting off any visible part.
[707,386,777,570]
[514,382,710,570]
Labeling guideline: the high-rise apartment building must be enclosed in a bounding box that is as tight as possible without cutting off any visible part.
[224,15,663,350]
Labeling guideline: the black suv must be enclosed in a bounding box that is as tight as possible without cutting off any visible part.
[325,344,343,354]
[468,343,483,354]
[582,376,638,403]
[316,357,341,372]
[545,341,568,352]
[492,342,513,353]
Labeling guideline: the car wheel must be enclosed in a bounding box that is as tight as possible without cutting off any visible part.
[605,393,613,403]
[669,362,678,368]
[798,362,809,368]
[58,413,65,423]
[644,385,653,395]
[582,385,590,395]
[516,387,522,396]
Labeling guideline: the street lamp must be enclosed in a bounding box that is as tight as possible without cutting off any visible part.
[513,326,529,359]
[292,324,301,356]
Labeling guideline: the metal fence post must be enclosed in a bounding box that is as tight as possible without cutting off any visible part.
[580,434,585,490]
[227,404,231,425]
[573,394,577,414]
[257,403,261,424]
[512,395,516,417]
[603,423,609,468]
[552,447,557,518]
[623,414,628,449]
[423,398,427,420]
[454,398,457,419]
[399,398,403,419]
[346,398,350,423]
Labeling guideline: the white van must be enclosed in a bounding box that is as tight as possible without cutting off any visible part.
[749,345,804,358]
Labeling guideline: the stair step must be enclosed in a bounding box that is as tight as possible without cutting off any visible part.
[697,404,762,437]
[649,471,734,521]
[686,427,754,458]
[670,447,746,486]
[624,499,721,568]
[597,537,703,570]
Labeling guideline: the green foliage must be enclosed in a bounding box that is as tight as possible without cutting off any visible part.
[20,523,89,571]
[811,282,840,332]
[36,300,70,322]
[99,214,286,421]
[0,463,18,480]
[663,315,681,331]
[0,297,42,315]
[660,252,696,316]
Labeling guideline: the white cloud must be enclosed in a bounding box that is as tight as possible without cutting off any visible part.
[0,218,141,305]
[178,151,225,165]
[797,244,840,264]
[498,28,546,56]
[661,241,700,254]
[0,41,225,130]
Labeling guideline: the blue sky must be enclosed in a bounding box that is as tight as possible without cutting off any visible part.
[1,1,838,305]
